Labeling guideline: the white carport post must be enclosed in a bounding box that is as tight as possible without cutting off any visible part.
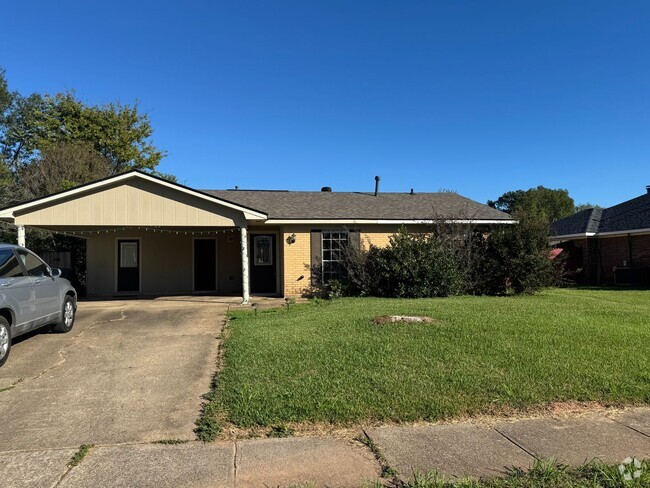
[16,225,25,248]
[241,226,250,304]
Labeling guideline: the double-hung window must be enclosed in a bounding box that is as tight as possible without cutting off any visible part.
[321,230,349,281]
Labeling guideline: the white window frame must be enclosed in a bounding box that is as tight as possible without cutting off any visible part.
[321,229,349,282]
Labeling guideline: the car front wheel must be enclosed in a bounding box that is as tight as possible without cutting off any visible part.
[0,316,11,367]
[53,296,76,333]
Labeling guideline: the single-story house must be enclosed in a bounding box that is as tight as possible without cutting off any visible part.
[550,186,650,284]
[0,171,515,300]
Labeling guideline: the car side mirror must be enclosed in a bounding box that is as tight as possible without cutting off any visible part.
[50,268,62,278]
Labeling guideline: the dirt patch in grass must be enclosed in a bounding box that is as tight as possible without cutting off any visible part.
[213,402,648,441]
[372,315,440,325]
[217,421,365,442]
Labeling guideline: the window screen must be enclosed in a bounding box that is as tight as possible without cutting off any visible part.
[120,242,139,268]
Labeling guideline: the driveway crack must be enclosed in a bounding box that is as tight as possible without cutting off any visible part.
[24,309,128,385]
[233,440,238,488]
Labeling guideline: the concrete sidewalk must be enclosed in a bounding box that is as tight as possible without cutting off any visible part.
[1,408,648,487]
[0,437,380,488]
[368,407,650,482]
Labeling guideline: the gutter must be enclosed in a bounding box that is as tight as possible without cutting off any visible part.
[264,219,517,225]
[550,228,650,240]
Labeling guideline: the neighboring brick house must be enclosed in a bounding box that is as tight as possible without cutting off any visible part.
[0,170,515,300]
[550,186,650,285]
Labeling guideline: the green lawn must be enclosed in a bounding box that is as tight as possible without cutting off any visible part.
[216,288,650,427]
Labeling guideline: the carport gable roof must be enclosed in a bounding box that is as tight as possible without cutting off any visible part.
[0,170,269,222]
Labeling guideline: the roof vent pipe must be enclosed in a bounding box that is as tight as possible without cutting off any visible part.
[321,186,332,192]
[374,176,381,196]
[647,185,650,194]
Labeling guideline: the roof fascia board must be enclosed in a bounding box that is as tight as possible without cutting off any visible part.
[548,232,596,240]
[0,171,268,221]
[551,228,650,240]
[596,228,650,237]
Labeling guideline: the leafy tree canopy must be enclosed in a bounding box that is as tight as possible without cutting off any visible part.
[0,68,169,203]
[488,186,575,223]
[575,202,602,213]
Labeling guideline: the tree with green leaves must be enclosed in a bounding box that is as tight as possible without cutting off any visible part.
[0,68,171,292]
[0,68,169,205]
[18,141,112,199]
[575,202,602,213]
[488,186,575,222]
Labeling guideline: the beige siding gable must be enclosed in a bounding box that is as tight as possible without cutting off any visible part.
[14,178,246,227]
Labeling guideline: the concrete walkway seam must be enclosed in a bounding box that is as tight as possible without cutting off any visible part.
[610,418,650,439]
[493,427,540,461]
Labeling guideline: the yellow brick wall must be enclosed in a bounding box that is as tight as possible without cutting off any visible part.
[279,224,432,297]
[281,226,313,297]
[361,231,393,248]
[361,224,430,249]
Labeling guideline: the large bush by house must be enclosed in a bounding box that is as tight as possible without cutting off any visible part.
[363,230,464,298]
[332,218,559,298]
[470,217,561,295]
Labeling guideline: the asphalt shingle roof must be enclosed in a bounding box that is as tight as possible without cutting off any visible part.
[550,208,603,236]
[550,191,650,237]
[203,190,513,221]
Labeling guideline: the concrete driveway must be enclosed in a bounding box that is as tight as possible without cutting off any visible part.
[0,298,230,451]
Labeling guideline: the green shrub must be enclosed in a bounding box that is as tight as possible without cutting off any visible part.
[471,217,559,295]
[347,219,558,298]
[307,218,559,299]
[364,229,464,298]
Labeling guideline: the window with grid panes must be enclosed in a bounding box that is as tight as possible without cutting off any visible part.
[321,230,349,281]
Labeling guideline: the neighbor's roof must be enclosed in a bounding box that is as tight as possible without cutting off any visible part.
[550,191,650,238]
[550,208,603,237]
[203,189,514,222]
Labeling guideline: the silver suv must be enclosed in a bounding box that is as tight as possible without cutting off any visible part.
[0,243,77,367]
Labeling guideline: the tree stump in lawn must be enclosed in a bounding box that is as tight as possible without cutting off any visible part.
[373,315,436,325]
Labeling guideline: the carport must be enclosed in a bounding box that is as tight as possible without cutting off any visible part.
[0,171,268,302]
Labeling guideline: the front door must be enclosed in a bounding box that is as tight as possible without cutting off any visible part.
[194,239,217,292]
[117,240,140,293]
[250,234,276,294]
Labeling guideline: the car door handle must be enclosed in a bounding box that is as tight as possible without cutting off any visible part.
[0,282,11,287]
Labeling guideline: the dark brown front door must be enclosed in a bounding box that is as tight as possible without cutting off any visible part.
[117,240,139,292]
[194,239,217,291]
[250,234,276,294]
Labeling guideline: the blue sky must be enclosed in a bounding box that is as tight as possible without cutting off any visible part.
[1,1,648,206]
